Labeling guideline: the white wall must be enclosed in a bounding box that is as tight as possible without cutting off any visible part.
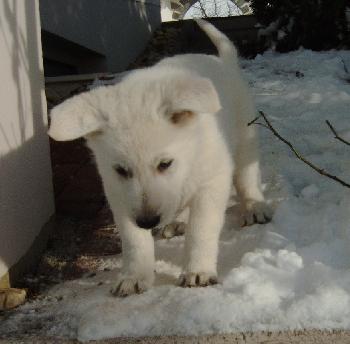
[0,0,54,280]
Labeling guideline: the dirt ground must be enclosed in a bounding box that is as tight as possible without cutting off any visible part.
[1,330,350,343]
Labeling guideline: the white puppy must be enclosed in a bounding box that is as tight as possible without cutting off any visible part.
[48,20,271,296]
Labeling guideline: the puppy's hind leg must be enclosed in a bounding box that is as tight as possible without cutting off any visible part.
[155,208,188,239]
[158,222,186,239]
[232,80,272,226]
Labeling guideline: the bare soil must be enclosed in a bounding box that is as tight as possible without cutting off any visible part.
[2,330,350,343]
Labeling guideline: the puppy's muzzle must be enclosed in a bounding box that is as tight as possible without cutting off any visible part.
[136,214,161,229]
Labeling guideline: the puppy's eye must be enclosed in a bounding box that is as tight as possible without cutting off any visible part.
[113,165,133,179]
[157,159,173,172]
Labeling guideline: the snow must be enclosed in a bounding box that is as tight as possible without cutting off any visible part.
[2,49,350,341]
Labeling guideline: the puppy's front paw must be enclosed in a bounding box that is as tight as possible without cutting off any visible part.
[110,278,148,297]
[161,222,186,239]
[240,200,272,227]
[178,272,218,288]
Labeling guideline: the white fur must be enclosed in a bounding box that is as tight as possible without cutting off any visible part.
[48,19,272,296]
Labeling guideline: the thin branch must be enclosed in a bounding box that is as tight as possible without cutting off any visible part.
[247,116,270,130]
[325,120,350,146]
[197,0,209,18]
[248,111,350,189]
[213,0,218,16]
[340,58,350,83]
[341,58,349,75]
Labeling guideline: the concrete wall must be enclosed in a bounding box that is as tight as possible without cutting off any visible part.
[40,0,161,74]
[0,0,54,282]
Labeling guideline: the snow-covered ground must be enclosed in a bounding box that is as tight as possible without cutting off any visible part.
[2,49,350,342]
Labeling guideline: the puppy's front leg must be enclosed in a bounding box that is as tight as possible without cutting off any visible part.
[111,216,155,297]
[180,173,231,287]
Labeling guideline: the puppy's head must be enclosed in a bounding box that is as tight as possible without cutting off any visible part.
[49,68,221,229]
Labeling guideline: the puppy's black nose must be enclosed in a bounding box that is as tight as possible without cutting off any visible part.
[136,215,161,229]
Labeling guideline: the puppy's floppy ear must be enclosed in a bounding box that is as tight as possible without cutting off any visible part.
[48,91,104,141]
[168,75,221,125]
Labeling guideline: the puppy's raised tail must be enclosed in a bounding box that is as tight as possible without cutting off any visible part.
[195,19,238,66]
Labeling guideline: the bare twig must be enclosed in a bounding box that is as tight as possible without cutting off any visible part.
[340,58,350,83]
[213,0,218,16]
[248,111,350,189]
[197,0,209,18]
[341,58,349,74]
[325,120,350,146]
